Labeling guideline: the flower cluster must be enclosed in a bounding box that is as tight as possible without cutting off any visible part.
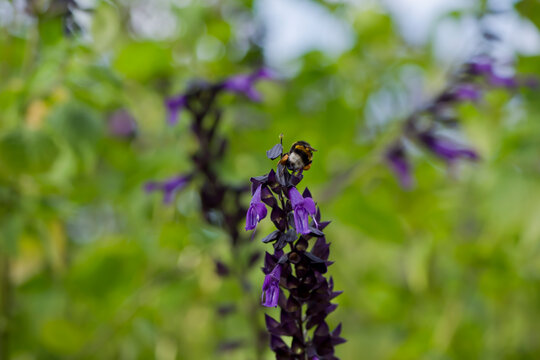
[165,68,274,126]
[247,143,344,360]
[386,56,535,188]
[145,68,272,206]
[145,68,274,355]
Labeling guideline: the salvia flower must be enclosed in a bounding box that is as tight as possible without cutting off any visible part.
[165,94,187,126]
[262,264,281,307]
[385,52,534,188]
[150,69,278,357]
[248,140,344,359]
[289,186,317,235]
[245,184,268,230]
[418,132,478,162]
[223,68,273,101]
[145,174,192,204]
[385,144,413,189]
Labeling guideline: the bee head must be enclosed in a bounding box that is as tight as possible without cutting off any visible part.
[290,140,317,154]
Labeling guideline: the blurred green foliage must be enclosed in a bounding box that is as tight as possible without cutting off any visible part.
[1,0,540,359]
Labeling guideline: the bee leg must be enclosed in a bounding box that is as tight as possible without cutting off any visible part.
[279,154,289,165]
[303,163,312,171]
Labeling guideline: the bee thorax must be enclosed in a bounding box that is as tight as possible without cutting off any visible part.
[287,152,304,171]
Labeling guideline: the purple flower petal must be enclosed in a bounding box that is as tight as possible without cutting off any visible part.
[468,58,494,76]
[254,202,268,220]
[489,74,518,88]
[144,182,160,193]
[165,95,187,125]
[418,132,478,162]
[244,88,262,102]
[108,110,137,138]
[303,197,316,215]
[288,187,304,208]
[385,144,413,189]
[289,187,318,235]
[144,174,192,204]
[245,184,268,230]
[453,84,482,101]
[251,183,263,203]
[262,264,281,307]
[223,68,274,102]
[293,207,311,235]
[253,67,274,80]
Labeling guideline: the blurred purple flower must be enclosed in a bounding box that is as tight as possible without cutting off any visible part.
[145,174,192,204]
[165,95,188,126]
[489,74,518,89]
[223,68,274,101]
[386,144,413,189]
[418,132,478,162]
[288,187,316,235]
[468,58,494,76]
[262,264,281,307]
[246,184,268,230]
[468,58,518,89]
[108,110,137,138]
[453,84,482,101]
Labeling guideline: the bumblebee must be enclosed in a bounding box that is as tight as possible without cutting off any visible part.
[279,141,317,172]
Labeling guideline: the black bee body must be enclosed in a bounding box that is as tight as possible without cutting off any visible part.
[279,141,317,172]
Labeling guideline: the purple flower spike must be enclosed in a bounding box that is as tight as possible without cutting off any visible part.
[145,174,192,204]
[386,144,413,189]
[245,184,268,230]
[288,187,317,235]
[223,68,274,102]
[165,95,188,125]
[418,132,478,162]
[262,264,281,307]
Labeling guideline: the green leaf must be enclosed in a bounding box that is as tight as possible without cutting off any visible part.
[516,0,540,29]
[26,131,60,173]
[0,130,58,174]
[91,3,121,52]
[0,215,22,255]
[40,318,86,354]
[0,131,29,174]
[37,18,64,46]
[48,102,103,148]
[113,42,172,82]
[66,239,147,300]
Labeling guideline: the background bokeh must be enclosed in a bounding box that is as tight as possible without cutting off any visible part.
[1,0,540,359]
